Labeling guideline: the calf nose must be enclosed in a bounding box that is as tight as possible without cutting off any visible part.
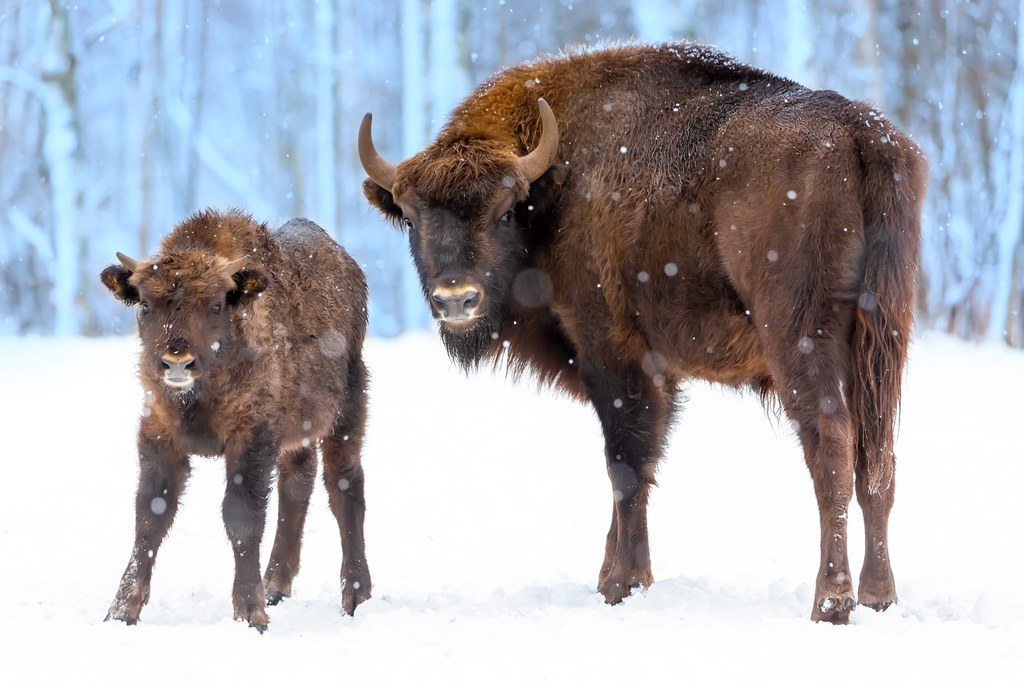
[161,352,195,380]
[431,285,483,321]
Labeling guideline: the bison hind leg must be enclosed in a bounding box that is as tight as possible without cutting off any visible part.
[264,446,317,605]
[321,356,372,615]
[854,447,898,611]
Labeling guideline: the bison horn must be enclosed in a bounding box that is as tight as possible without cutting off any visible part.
[516,98,560,184]
[358,112,397,192]
[116,252,138,272]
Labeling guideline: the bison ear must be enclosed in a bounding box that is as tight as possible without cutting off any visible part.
[527,163,569,216]
[362,178,404,226]
[228,269,268,306]
[100,265,140,305]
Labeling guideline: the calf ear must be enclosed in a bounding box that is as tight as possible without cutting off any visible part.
[362,178,404,226]
[228,269,268,306]
[527,164,569,216]
[100,265,140,305]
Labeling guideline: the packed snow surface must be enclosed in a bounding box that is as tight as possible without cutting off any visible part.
[1,332,1021,680]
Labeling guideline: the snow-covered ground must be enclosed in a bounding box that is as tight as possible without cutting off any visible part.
[1,331,1021,680]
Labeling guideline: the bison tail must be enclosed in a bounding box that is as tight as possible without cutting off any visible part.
[850,133,926,495]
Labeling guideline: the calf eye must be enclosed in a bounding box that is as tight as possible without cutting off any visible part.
[210,303,222,314]
[140,302,151,314]
[403,217,415,230]
[499,211,512,223]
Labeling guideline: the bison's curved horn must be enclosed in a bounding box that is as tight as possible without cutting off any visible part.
[116,252,137,272]
[516,98,560,184]
[358,113,397,191]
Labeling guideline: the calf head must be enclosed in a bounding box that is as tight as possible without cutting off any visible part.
[101,250,266,399]
[360,99,566,367]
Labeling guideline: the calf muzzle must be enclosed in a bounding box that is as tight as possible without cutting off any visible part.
[161,352,196,385]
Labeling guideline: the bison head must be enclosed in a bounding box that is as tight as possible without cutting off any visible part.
[360,98,565,366]
[101,250,266,401]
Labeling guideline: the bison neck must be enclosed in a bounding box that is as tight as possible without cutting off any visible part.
[162,389,225,455]
[480,304,585,400]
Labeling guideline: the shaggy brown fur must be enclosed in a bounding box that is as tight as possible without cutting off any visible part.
[361,43,926,623]
[100,209,371,630]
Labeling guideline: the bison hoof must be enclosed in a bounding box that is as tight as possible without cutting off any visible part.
[234,598,270,631]
[600,581,632,605]
[858,581,897,612]
[342,579,371,616]
[265,590,286,607]
[598,574,651,605]
[251,622,268,635]
[105,597,143,626]
[859,596,896,612]
[812,596,856,624]
[103,611,138,626]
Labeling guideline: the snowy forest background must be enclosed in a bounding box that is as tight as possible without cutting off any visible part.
[1,0,1022,344]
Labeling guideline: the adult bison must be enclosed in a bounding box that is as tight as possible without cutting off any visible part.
[359,43,925,623]
[100,209,371,631]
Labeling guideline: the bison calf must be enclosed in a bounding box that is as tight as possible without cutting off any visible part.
[101,209,371,630]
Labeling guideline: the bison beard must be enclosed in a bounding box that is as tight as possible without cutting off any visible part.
[164,379,201,412]
[439,319,499,370]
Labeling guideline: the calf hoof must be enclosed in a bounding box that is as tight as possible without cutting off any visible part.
[234,597,270,631]
[103,610,138,626]
[105,593,144,625]
[341,576,371,616]
[811,596,856,624]
[263,570,295,607]
[598,570,652,605]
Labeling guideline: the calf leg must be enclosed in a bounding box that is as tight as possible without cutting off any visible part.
[855,450,897,610]
[106,435,190,624]
[264,446,317,605]
[321,356,371,615]
[222,430,277,631]
[583,359,672,604]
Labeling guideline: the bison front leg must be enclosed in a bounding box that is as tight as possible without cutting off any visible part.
[582,359,672,604]
[223,432,277,632]
[106,436,190,624]
[263,446,317,605]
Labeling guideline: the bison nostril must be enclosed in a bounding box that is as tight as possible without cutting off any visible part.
[462,290,481,313]
[431,293,449,316]
[183,359,195,370]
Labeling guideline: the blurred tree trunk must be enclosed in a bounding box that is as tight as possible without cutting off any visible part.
[17,0,87,335]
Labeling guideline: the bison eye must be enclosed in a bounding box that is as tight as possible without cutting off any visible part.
[210,303,222,314]
[499,211,513,223]
[140,302,151,314]
[403,217,415,230]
